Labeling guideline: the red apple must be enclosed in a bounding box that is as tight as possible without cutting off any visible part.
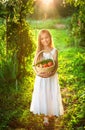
[43,64,48,68]
[48,61,53,67]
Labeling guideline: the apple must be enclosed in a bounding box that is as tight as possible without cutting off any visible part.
[42,64,48,68]
[48,61,53,67]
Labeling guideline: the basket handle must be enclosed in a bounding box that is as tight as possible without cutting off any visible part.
[34,49,55,65]
[35,50,48,64]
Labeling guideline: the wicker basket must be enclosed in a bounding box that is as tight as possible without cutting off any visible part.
[34,50,55,74]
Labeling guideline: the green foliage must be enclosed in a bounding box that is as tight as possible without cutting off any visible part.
[65,0,85,47]
[56,1,75,17]
[58,47,85,129]
[6,20,36,80]
[0,0,35,81]
[0,76,35,129]
[0,55,17,86]
[0,0,36,129]
[0,24,6,56]
[68,11,85,47]
[58,47,85,86]
[0,21,36,130]
[0,0,34,20]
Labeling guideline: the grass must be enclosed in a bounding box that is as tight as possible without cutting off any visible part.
[27,17,71,29]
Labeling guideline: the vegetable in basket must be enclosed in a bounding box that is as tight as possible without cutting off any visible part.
[33,59,53,68]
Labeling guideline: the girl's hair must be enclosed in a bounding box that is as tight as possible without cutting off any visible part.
[36,29,54,53]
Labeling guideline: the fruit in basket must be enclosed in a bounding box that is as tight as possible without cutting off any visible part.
[42,63,49,68]
[33,51,55,74]
[34,59,53,68]
[48,61,53,67]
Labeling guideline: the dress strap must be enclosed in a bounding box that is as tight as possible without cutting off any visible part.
[51,48,57,55]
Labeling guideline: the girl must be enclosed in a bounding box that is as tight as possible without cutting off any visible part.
[30,29,64,126]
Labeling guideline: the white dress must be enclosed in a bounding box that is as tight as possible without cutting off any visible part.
[30,48,64,116]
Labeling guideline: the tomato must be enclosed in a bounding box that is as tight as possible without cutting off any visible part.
[43,63,48,68]
[48,61,53,67]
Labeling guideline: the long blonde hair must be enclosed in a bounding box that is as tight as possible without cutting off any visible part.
[35,29,54,63]
[36,29,54,53]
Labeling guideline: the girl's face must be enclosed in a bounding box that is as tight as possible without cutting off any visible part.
[40,33,51,47]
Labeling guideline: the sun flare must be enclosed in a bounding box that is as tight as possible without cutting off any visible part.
[42,0,53,5]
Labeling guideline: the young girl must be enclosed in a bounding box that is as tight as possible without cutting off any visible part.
[30,29,64,126]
